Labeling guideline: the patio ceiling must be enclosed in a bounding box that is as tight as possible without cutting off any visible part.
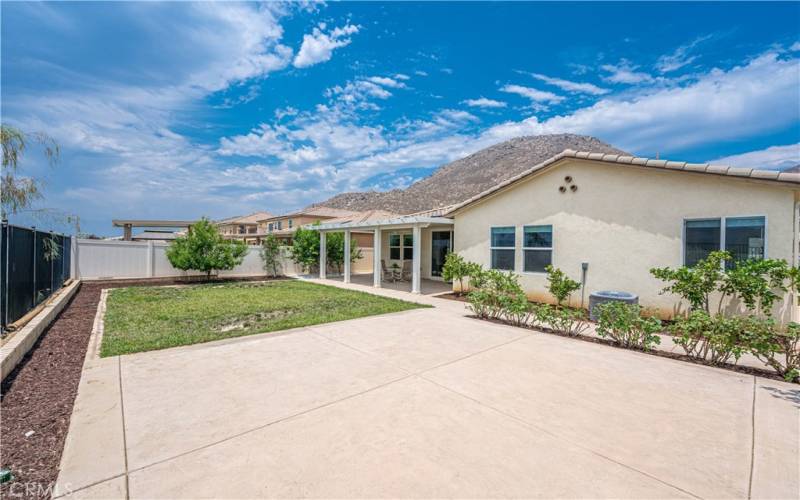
[314,216,453,233]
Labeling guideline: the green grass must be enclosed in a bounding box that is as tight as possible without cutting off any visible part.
[100,280,428,357]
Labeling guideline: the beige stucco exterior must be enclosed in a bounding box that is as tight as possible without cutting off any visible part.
[453,158,799,323]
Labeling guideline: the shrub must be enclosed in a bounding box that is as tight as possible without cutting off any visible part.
[529,302,556,330]
[467,269,527,322]
[549,306,589,337]
[595,301,662,351]
[650,251,730,313]
[719,259,790,316]
[669,311,747,365]
[745,320,800,382]
[442,253,481,295]
[166,218,247,280]
[544,265,581,307]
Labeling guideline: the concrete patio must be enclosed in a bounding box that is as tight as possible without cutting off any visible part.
[55,280,799,499]
[324,272,453,296]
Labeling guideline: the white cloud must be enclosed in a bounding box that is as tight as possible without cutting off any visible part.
[710,143,800,170]
[365,76,406,88]
[292,23,359,68]
[500,84,564,104]
[462,97,507,108]
[601,59,654,84]
[527,73,609,95]
[790,41,800,52]
[414,70,428,77]
[394,73,411,80]
[655,35,712,73]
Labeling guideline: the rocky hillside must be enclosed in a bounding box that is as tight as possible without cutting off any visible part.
[311,134,628,214]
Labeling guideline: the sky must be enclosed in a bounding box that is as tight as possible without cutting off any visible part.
[2,1,799,236]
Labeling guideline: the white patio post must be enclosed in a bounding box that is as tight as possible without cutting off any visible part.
[411,224,421,294]
[343,229,351,283]
[319,231,327,279]
[373,228,382,287]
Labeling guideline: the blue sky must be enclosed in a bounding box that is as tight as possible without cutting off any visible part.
[2,2,799,236]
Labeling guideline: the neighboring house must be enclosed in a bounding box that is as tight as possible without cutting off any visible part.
[257,207,363,244]
[315,149,800,325]
[217,211,273,245]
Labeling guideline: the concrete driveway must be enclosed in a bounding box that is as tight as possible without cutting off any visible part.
[56,282,799,499]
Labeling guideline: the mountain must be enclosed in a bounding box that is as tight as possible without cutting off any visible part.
[310,134,629,214]
[782,164,800,173]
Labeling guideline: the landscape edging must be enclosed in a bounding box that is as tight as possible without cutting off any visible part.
[0,280,82,381]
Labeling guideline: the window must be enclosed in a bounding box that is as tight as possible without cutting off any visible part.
[276,221,282,230]
[288,219,293,229]
[523,225,552,273]
[490,227,515,270]
[389,234,401,260]
[683,216,766,267]
[403,234,413,260]
[725,216,765,264]
[684,219,720,267]
[268,223,274,232]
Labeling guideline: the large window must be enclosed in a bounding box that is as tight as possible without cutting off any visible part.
[684,216,765,267]
[523,225,552,273]
[389,234,401,260]
[491,227,515,270]
[725,216,765,264]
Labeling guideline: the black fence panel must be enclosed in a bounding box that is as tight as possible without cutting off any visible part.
[1,223,72,330]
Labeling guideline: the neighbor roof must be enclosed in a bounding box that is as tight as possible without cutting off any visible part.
[446,149,800,215]
[259,206,359,222]
[217,211,273,225]
[322,209,401,225]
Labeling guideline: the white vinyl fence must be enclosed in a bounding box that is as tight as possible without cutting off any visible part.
[72,239,373,280]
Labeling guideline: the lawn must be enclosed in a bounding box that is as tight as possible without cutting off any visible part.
[100,280,427,356]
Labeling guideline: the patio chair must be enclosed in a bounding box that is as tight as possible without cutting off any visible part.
[381,260,395,282]
[400,260,412,282]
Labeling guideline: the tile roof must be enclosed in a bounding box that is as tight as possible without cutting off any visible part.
[446,149,800,215]
[217,211,274,225]
[258,206,359,222]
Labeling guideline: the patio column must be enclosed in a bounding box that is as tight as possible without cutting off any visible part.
[343,230,351,283]
[319,231,327,279]
[411,224,421,294]
[373,229,382,287]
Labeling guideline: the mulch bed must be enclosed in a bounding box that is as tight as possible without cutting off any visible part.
[0,276,274,499]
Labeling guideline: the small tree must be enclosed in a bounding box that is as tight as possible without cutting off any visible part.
[260,233,282,277]
[1,125,60,219]
[325,232,362,274]
[545,265,581,307]
[166,218,247,280]
[290,226,320,273]
[442,253,481,295]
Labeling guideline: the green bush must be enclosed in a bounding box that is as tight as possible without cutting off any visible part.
[549,306,589,337]
[442,253,482,295]
[745,320,800,382]
[719,259,790,316]
[290,226,320,272]
[595,301,662,351]
[326,231,362,274]
[466,268,528,322]
[651,251,730,313]
[166,218,248,280]
[669,311,747,365]
[545,265,581,306]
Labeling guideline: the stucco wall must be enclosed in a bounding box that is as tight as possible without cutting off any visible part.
[453,159,798,322]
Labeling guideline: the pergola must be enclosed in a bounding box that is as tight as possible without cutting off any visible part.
[112,219,196,241]
[314,215,454,294]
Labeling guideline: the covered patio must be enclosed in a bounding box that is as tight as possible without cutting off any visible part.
[315,215,455,294]
[324,272,452,296]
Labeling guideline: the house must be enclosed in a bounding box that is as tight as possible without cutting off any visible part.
[257,207,363,244]
[217,211,273,245]
[315,149,800,324]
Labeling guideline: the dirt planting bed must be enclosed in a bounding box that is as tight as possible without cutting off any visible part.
[0,276,272,498]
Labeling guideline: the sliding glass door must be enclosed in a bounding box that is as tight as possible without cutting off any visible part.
[431,231,452,277]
